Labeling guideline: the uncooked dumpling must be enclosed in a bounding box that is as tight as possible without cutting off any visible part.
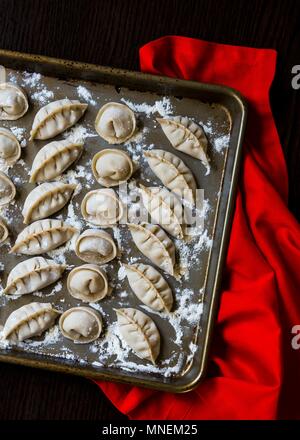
[67,264,109,302]
[95,102,136,144]
[0,83,28,120]
[81,188,123,227]
[2,302,60,343]
[115,307,160,364]
[0,171,16,206]
[22,182,76,224]
[30,139,84,182]
[59,307,102,343]
[0,127,21,166]
[125,263,173,312]
[92,149,133,187]
[11,219,77,255]
[30,99,87,140]
[139,185,185,239]
[75,229,117,264]
[144,149,196,204]
[128,223,175,276]
[157,116,209,170]
[3,256,65,295]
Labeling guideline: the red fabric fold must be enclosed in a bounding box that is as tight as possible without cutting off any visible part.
[95,36,300,419]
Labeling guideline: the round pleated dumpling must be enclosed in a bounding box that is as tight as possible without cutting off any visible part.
[67,264,109,302]
[3,256,66,296]
[30,139,84,183]
[10,219,77,255]
[81,188,123,227]
[0,171,16,206]
[115,308,160,364]
[92,149,133,187]
[75,229,117,264]
[0,128,21,166]
[22,182,76,224]
[95,102,136,144]
[0,83,28,120]
[30,99,88,140]
[2,302,60,343]
[59,307,102,343]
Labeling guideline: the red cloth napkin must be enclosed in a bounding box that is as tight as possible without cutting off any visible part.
[96,36,300,419]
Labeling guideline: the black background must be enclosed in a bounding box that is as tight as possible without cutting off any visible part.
[0,0,299,420]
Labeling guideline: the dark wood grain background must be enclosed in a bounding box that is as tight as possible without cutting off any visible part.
[0,0,299,420]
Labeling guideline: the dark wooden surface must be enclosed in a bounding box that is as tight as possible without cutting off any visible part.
[0,0,299,420]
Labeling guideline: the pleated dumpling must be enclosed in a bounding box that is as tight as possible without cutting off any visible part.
[2,302,60,343]
[59,307,102,343]
[157,116,209,170]
[0,128,21,166]
[139,185,185,239]
[95,102,136,144]
[125,263,173,312]
[144,149,196,204]
[81,188,123,227]
[10,219,77,255]
[3,256,66,295]
[92,149,133,187]
[115,308,160,364]
[128,223,175,276]
[0,171,16,206]
[22,182,76,224]
[67,264,109,302]
[30,99,88,140]
[0,83,28,120]
[75,229,117,264]
[30,140,84,182]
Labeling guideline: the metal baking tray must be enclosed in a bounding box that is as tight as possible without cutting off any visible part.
[0,49,247,392]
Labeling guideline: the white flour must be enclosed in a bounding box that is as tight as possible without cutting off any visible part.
[0,67,231,379]
[77,85,97,106]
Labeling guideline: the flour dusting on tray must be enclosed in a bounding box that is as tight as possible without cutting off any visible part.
[0,65,232,382]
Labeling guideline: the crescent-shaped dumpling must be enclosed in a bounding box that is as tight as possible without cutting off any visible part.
[125,263,173,312]
[2,302,60,343]
[139,185,185,239]
[3,256,66,296]
[10,219,77,255]
[30,139,84,182]
[0,83,28,120]
[95,102,136,144]
[22,182,76,224]
[144,149,197,204]
[157,116,209,169]
[128,223,175,276]
[115,307,160,364]
[30,99,88,140]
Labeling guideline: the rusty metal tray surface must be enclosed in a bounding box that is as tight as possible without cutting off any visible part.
[0,49,247,392]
